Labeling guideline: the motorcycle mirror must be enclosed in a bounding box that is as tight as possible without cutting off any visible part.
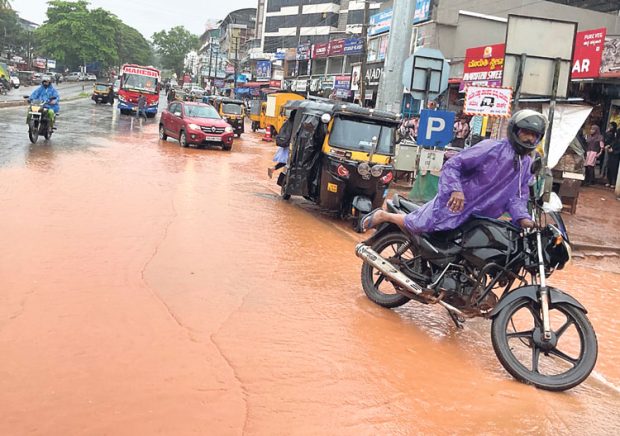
[368,135,379,162]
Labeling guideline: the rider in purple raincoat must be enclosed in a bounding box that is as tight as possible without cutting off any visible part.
[361,110,548,234]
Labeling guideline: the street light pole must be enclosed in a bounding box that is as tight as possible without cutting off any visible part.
[359,0,370,107]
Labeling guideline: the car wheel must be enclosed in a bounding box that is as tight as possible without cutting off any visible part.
[222,142,232,151]
[159,124,168,141]
[179,131,189,147]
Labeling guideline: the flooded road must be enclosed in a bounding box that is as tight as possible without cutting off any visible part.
[0,99,618,434]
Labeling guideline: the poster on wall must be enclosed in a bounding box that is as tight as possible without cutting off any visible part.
[350,64,361,91]
[413,0,432,25]
[571,28,606,79]
[600,36,620,78]
[460,43,505,92]
[255,61,271,81]
[464,86,513,117]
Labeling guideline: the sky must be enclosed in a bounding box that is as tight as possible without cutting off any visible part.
[11,0,257,38]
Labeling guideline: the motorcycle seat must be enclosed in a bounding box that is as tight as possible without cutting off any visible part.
[392,194,422,214]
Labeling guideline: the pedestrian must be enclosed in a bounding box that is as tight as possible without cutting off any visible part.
[584,124,604,186]
[605,122,620,188]
[453,115,470,148]
[359,110,546,233]
[268,111,296,179]
[136,93,147,120]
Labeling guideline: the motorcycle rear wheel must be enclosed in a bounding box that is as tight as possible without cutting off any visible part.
[491,298,597,391]
[361,232,416,308]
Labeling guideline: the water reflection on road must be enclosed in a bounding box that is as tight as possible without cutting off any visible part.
[0,99,618,434]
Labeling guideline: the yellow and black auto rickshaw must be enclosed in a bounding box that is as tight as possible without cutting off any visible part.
[212,97,245,137]
[91,82,114,105]
[277,100,400,231]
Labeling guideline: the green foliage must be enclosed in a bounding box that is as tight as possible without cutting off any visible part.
[35,0,152,70]
[152,26,199,78]
[0,6,27,58]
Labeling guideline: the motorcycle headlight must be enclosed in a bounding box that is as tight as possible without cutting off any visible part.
[188,123,201,130]
[357,162,370,176]
[225,126,234,133]
[370,165,384,178]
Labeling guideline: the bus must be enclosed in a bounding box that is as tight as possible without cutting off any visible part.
[117,64,161,117]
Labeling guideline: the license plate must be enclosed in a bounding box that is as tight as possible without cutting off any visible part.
[327,182,338,193]
[204,135,220,142]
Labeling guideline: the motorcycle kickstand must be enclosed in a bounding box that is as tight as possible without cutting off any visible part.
[447,309,465,329]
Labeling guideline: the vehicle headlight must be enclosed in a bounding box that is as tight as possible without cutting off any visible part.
[188,123,201,130]
[225,126,234,133]
[118,95,126,102]
[370,165,384,178]
[357,162,370,176]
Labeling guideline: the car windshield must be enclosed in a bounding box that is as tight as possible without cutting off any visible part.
[95,85,109,91]
[122,73,158,93]
[184,105,220,119]
[329,117,395,155]
[222,103,242,115]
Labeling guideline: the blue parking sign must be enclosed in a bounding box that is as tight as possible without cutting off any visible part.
[417,109,455,148]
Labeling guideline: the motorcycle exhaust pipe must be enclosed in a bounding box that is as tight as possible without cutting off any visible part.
[355,243,463,315]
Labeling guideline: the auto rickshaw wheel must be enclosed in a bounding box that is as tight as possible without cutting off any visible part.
[281,183,290,200]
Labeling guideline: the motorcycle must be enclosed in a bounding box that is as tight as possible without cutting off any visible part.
[356,187,597,391]
[24,97,56,144]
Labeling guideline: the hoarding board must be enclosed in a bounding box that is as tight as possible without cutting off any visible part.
[571,28,606,79]
[600,36,620,78]
[256,60,271,81]
[460,44,504,92]
[464,86,513,118]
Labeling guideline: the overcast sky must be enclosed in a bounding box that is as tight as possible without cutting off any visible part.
[11,0,257,38]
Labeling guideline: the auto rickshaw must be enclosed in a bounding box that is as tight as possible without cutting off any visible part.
[263,92,305,135]
[277,100,400,231]
[248,100,266,132]
[211,97,245,137]
[91,82,114,104]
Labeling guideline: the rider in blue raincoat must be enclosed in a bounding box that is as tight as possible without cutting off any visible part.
[361,110,548,233]
[29,75,60,127]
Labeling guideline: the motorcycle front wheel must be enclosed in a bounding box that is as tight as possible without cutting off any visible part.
[491,298,597,391]
[28,121,39,144]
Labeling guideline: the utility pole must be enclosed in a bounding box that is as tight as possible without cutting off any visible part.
[207,37,214,90]
[359,0,370,107]
[376,0,416,113]
[233,35,239,95]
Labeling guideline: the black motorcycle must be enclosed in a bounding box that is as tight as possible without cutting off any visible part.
[24,97,56,144]
[356,193,597,391]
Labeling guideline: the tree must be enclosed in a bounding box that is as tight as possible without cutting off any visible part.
[35,0,152,72]
[0,6,26,59]
[0,1,12,10]
[152,26,199,78]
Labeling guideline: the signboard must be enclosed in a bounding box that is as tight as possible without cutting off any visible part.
[47,59,56,70]
[296,43,311,61]
[34,58,46,69]
[334,75,351,90]
[214,79,225,88]
[503,15,577,98]
[344,38,364,55]
[600,36,620,78]
[460,43,505,92]
[292,79,307,92]
[571,28,606,79]
[413,0,432,25]
[312,42,329,59]
[403,48,449,100]
[365,63,384,86]
[256,60,271,81]
[270,80,282,88]
[328,39,345,56]
[275,50,286,60]
[464,86,513,117]
[419,149,445,172]
[417,109,455,148]
[369,8,392,37]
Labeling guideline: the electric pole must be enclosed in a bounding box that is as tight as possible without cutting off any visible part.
[359,0,370,107]
[376,0,416,113]
[207,37,214,90]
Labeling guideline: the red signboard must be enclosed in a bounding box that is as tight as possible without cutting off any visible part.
[312,42,329,59]
[328,39,345,56]
[571,28,606,79]
[460,43,505,92]
[269,80,282,88]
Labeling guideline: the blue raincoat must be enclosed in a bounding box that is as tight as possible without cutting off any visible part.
[404,139,532,235]
[30,85,60,113]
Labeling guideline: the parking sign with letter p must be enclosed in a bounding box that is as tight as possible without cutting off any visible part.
[417,109,456,148]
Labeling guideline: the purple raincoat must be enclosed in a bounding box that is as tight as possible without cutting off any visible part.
[404,139,532,235]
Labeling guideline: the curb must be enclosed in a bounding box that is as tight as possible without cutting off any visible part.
[572,242,620,255]
[0,94,89,109]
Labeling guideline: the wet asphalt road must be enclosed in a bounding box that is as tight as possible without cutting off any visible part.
[0,98,619,435]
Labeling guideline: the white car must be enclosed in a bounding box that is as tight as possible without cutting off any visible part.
[66,72,82,81]
[86,74,97,81]
[9,75,20,89]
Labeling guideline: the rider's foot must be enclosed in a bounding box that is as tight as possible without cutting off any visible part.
[267,167,274,179]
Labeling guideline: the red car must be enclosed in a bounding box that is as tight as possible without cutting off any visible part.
[159,101,234,150]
